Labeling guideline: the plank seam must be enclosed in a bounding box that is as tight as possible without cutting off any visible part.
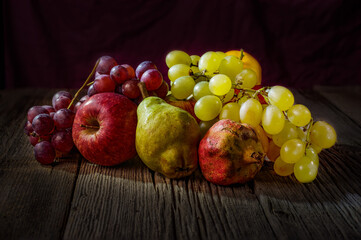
[58,155,82,240]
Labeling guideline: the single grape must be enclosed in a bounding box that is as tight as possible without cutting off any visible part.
[280,139,305,163]
[297,127,307,141]
[121,64,136,79]
[194,95,223,121]
[209,74,232,96]
[42,105,55,114]
[152,81,169,99]
[122,80,141,99]
[272,120,299,147]
[27,106,48,123]
[220,88,235,103]
[190,55,200,66]
[96,56,118,75]
[53,95,73,111]
[74,101,82,113]
[53,108,75,129]
[140,69,163,91]
[198,51,223,74]
[268,86,294,111]
[87,84,97,97]
[274,156,295,176]
[237,94,251,106]
[24,121,33,136]
[191,66,200,74]
[193,81,212,101]
[216,51,227,59]
[239,98,263,127]
[310,121,337,149]
[32,113,54,136]
[52,130,74,153]
[305,146,319,167]
[235,68,257,89]
[294,156,318,183]
[93,75,116,93]
[166,50,191,68]
[220,102,241,122]
[310,143,323,153]
[262,105,285,135]
[171,76,195,100]
[168,64,190,82]
[287,104,311,127]
[34,141,55,165]
[199,118,219,137]
[79,95,90,103]
[135,61,157,79]
[218,55,244,83]
[52,91,72,108]
[110,65,129,85]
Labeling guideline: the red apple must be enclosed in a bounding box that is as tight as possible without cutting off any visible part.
[72,92,137,166]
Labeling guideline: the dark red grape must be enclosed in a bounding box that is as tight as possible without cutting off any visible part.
[32,114,54,135]
[87,84,97,97]
[51,130,74,153]
[110,65,129,85]
[115,85,123,95]
[50,112,55,119]
[34,141,55,164]
[122,80,141,99]
[53,109,75,129]
[140,69,163,91]
[96,56,118,75]
[29,134,51,146]
[27,106,48,123]
[152,81,169,99]
[93,75,116,93]
[121,64,135,79]
[79,95,90,103]
[74,101,82,113]
[24,121,33,136]
[135,61,157,79]
[52,91,72,107]
[53,95,73,111]
[42,105,55,114]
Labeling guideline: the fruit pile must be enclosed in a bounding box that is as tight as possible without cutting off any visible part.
[25,56,169,165]
[165,49,337,183]
[24,49,337,186]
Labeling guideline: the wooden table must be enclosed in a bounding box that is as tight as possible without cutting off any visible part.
[1,86,360,240]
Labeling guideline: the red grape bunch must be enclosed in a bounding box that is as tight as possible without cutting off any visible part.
[85,56,169,105]
[24,91,76,164]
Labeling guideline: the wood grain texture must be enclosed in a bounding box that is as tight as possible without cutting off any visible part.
[0,89,80,239]
[314,85,361,126]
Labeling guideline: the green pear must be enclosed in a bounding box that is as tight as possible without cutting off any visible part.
[136,96,200,178]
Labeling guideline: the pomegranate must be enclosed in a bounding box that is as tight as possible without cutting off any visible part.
[199,119,265,185]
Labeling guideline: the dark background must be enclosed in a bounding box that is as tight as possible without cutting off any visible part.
[2,0,361,89]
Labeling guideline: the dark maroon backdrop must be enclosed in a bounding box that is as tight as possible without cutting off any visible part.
[2,0,361,89]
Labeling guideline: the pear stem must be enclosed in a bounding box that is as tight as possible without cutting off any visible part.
[138,82,149,99]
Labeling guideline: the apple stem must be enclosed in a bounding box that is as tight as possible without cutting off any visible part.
[80,124,100,129]
[67,59,100,109]
[138,82,149,99]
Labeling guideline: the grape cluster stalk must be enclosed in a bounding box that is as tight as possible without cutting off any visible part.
[165,49,337,183]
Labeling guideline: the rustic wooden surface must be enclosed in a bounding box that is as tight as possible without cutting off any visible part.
[0,87,360,240]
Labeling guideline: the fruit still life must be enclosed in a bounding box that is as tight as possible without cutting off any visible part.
[24,49,337,185]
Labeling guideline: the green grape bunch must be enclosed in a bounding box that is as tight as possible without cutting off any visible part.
[164,49,337,184]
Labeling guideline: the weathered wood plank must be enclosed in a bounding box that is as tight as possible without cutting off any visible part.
[253,89,361,239]
[314,85,361,127]
[64,159,276,239]
[0,89,80,239]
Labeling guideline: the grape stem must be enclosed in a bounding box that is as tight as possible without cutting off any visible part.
[304,118,314,148]
[67,59,100,109]
[138,82,149,99]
